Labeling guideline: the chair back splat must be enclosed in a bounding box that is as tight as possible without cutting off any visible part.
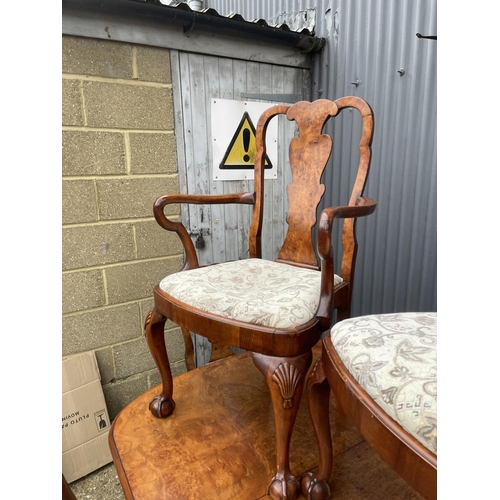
[251,98,374,275]
[124,97,378,500]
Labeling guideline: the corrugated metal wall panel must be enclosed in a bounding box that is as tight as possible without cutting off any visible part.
[327,0,437,317]
[207,0,437,317]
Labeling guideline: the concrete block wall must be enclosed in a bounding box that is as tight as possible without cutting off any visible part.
[62,35,187,420]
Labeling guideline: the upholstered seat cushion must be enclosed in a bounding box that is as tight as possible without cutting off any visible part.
[159,258,342,329]
[329,312,437,453]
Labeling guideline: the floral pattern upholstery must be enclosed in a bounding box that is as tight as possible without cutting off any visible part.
[159,258,343,329]
[329,312,437,454]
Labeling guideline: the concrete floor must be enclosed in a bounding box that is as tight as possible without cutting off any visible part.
[70,463,125,500]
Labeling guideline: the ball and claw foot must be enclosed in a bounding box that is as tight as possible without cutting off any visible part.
[268,474,300,500]
[149,395,175,418]
[300,472,331,500]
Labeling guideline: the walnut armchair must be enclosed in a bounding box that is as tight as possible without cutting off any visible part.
[144,97,376,500]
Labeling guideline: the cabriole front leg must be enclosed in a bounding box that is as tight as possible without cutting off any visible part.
[144,308,175,418]
[300,358,332,500]
[253,351,313,500]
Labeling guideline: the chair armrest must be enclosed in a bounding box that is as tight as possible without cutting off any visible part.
[316,197,377,326]
[154,192,255,270]
[317,197,376,259]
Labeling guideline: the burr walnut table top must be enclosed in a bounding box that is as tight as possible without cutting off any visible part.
[109,350,423,500]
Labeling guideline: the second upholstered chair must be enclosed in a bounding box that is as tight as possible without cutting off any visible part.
[302,312,437,500]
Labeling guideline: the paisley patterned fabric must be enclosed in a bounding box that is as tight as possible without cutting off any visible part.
[159,258,342,329]
[330,312,437,454]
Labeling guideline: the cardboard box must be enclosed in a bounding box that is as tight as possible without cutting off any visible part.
[62,351,112,483]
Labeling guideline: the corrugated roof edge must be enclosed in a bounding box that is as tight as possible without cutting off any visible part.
[126,0,326,52]
[155,1,315,35]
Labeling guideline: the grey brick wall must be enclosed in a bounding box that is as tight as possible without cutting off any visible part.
[62,35,186,420]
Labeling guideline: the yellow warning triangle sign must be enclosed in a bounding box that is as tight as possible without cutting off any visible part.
[220,112,272,170]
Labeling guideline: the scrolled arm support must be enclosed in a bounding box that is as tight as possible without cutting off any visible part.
[153,192,255,271]
[317,197,377,258]
[316,197,377,326]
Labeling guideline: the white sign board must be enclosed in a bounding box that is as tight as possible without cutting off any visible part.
[211,99,278,181]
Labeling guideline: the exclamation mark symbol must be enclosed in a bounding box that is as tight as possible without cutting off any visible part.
[243,128,250,163]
